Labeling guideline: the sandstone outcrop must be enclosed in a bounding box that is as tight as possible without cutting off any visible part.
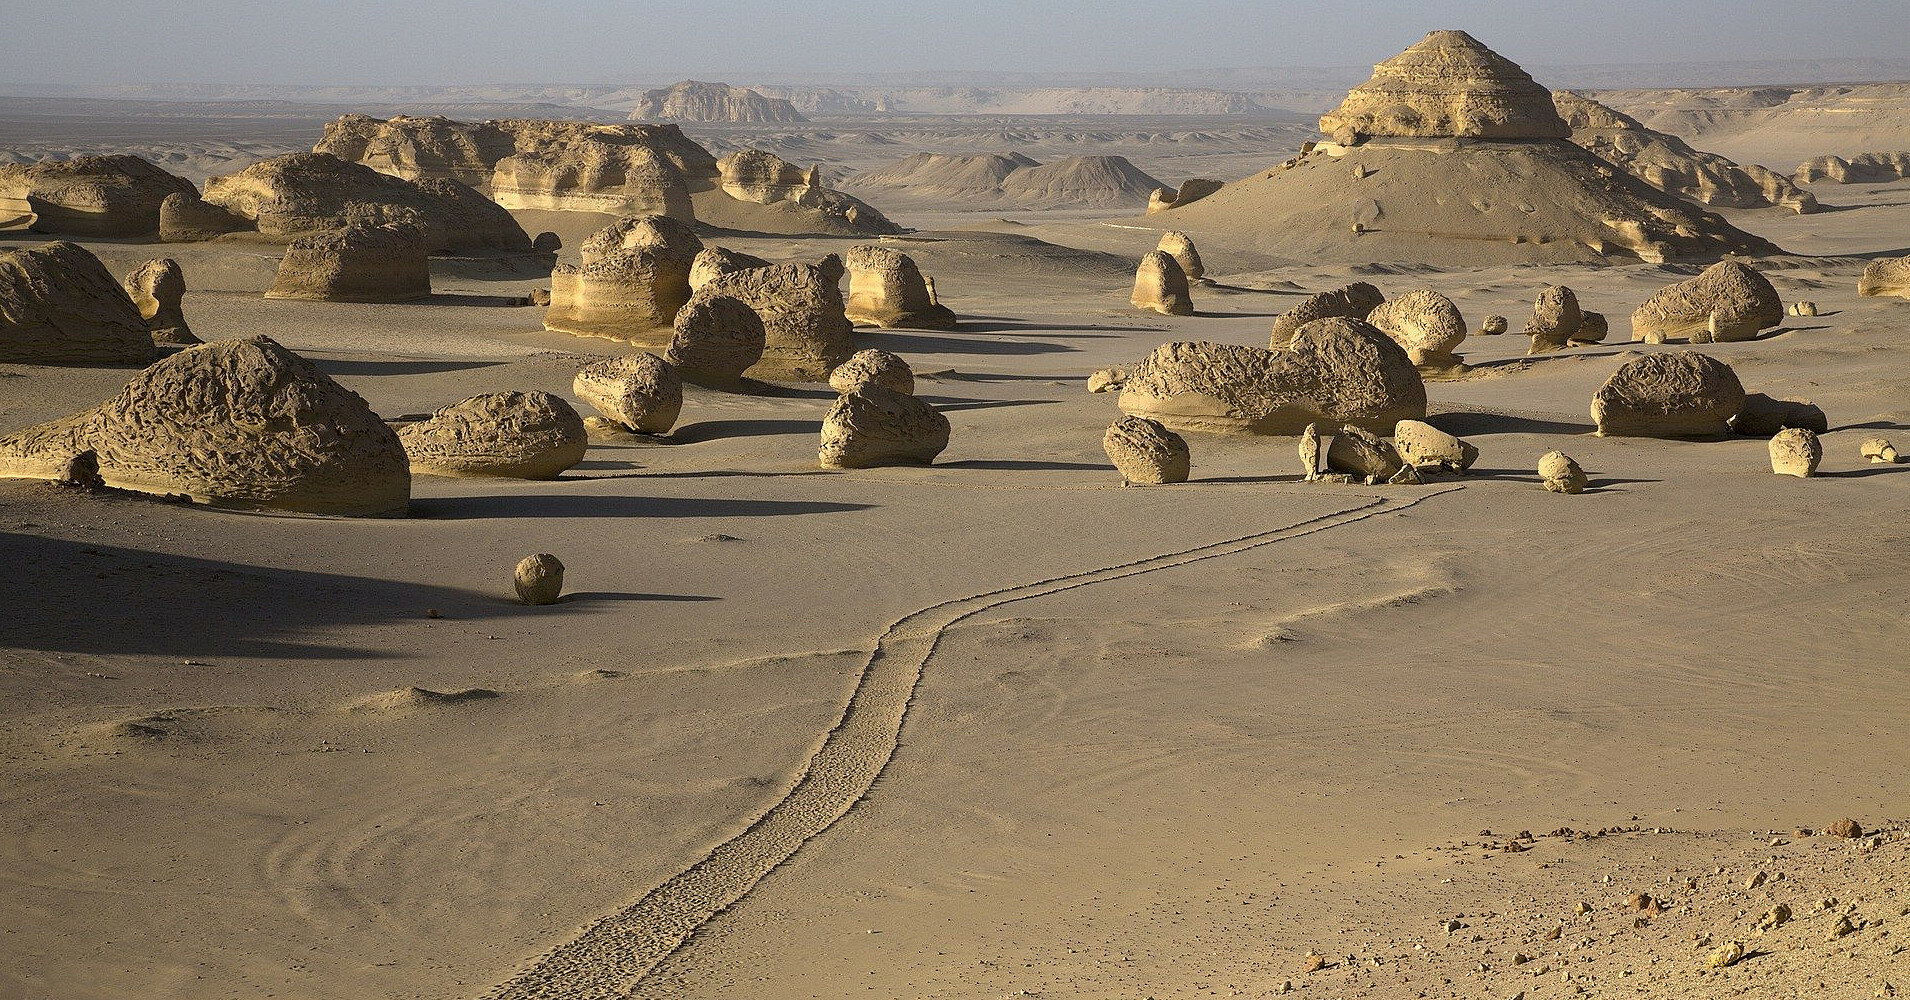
[1591,351,1746,438]
[1769,428,1822,478]
[573,353,683,434]
[1326,425,1405,481]
[664,295,766,387]
[1393,419,1478,472]
[0,154,198,236]
[1130,251,1193,316]
[1858,257,1910,299]
[0,336,408,514]
[818,386,950,468]
[1366,288,1467,367]
[1631,261,1782,343]
[202,152,531,253]
[265,225,432,303]
[844,245,957,329]
[687,257,853,381]
[717,149,899,234]
[1157,232,1205,282]
[631,80,806,124]
[122,258,197,346]
[1794,151,1910,185]
[158,192,248,242]
[1119,318,1426,436]
[1148,178,1224,213]
[1554,91,1817,214]
[1524,285,1585,353]
[0,242,159,364]
[398,391,588,479]
[1270,283,1384,347]
[1103,415,1190,484]
[1539,450,1587,493]
[690,246,770,291]
[544,215,704,345]
[514,553,564,605]
[1319,30,1570,143]
[829,348,914,396]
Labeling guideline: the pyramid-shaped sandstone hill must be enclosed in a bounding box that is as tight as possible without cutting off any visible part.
[1154,31,1778,265]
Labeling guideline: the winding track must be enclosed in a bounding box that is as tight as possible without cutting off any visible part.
[485,486,1462,999]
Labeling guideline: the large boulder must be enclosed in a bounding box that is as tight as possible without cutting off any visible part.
[1119,317,1427,436]
[158,192,249,243]
[1318,29,1570,144]
[1631,261,1782,344]
[265,225,432,303]
[1130,250,1193,316]
[0,336,408,515]
[1524,285,1585,353]
[0,242,159,364]
[495,143,695,220]
[543,215,704,345]
[1858,257,1910,300]
[398,391,587,479]
[122,258,198,346]
[685,257,853,382]
[1366,288,1467,367]
[0,155,198,236]
[573,353,682,434]
[843,244,956,329]
[818,386,950,469]
[202,152,532,253]
[664,294,766,387]
[1769,428,1822,478]
[1393,419,1478,472]
[1591,351,1746,438]
[1103,415,1190,484]
[1269,282,1385,347]
[1157,232,1205,281]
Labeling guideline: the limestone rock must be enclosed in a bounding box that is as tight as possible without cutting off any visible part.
[631,80,805,124]
[1706,941,1745,969]
[1525,285,1585,354]
[665,295,766,388]
[1131,251,1193,316]
[514,553,564,606]
[1789,300,1818,316]
[1103,415,1190,484]
[1572,311,1609,346]
[844,245,956,329]
[1538,451,1587,494]
[399,391,587,479]
[1858,257,1910,299]
[1632,261,1783,343]
[1119,318,1427,436]
[573,353,682,434]
[158,192,248,242]
[1300,423,1322,480]
[1769,428,1822,478]
[1087,368,1127,394]
[1795,152,1910,185]
[715,149,898,234]
[0,336,408,514]
[0,154,198,236]
[1480,314,1507,335]
[1326,425,1404,480]
[687,257,853,382]
[0,242,159,364]
[1366,288,1467,367]
[829,349,914,396]
[1148,178,1223,213]
[818,386,950,469]
[1270,283,1384,347]
[1157,232,1205,282]
[122,258,198,346]
[690,246,769,291]
[1553,91,1818,214]
[1859,437,1898,464]
[1591,351,1747,438]
[544,215,704,345]
[202,152,531,253]
[265,225,431,303]
[1318,30,1570,143]
[1733,393,1828,436]
[1393,419,1478,472]
[1827,817,1864,839]
[1389,463,1424,485]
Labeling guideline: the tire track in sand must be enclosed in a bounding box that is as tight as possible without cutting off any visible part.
[486,487,1462,999]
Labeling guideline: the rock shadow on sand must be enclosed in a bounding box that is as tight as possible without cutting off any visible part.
[409,494,874,520]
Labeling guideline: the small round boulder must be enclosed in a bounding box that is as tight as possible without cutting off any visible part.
[829,348,914,396]
[1480,314,1508,336]
[1859,436,1898,464]
[514,553,564,606]
[1538,451,1587,494]
[1768,427,1822,478]
[1102,416,1190,484]
[573,353,683,434]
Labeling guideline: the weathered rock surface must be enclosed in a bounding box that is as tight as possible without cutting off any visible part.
[265,225,432,303]
[829,349,914,396]
[0,242,159,364]
[1319,30,1570,143]
[1103,415,1190,484]
[1525,285,1585,353]
[1325,425,1404,481]
[1393,419,1478,472]
[690,246,769,291]
[0,154,198,236]
[1554,91,1817,214]
[1591,351,1747,438]
[1859,437,1899,463]
[398,391,588,479]
[687,257,853,382]
[122,258,198,346]
[158,192,249,242]
[717,149,898,234]
[1157,232,1205,282]
[203,152,531,253]
[1270,283,1384,347]
[1538,450,1587,493]
[1795,151,1910,185]
[573,353,682,434]
[664,294,766,387]
[1632,261,1783,343]
[844,244,957,329]
[631,80,806,124]
[544,215,704,344]
[0,335,408,514]
[1130,251,1193,316]
[818,386,950,468]
[1858,257,1910,299]
[514,553,564,605]
[1769,428,1822,478]
[1148,178,1224,213]
[1366,288,1467,367]
[1480,314,1508,335]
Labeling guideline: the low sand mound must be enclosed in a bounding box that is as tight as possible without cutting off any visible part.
[1555,91,1817,214]
[345,686,502,713]
[843,152,1163,210]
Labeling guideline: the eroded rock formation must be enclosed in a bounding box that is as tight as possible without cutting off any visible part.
[1103,415,1190,484]
[544,215,704,344]
[844,245,957,330]
[0,242,158,364]
[1270,283,1385,348]
[829,348,915,396]
[1131,251,1193,316]
[1554,92,1817,214]
[818,386,950,468]
[1591,351,1746,438]
[686,257,853,382]
[202,152,531,253]
[1631,261,1782,344]
[1319,30,1571,143]
[398,391,588,479]
[1366,288,1467,368]
[0,154,198,236]
[265,225,432,303]
[122,258,197,346]
[573,353,683,434]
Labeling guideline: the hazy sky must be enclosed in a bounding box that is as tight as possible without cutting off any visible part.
[4,0,1907,85]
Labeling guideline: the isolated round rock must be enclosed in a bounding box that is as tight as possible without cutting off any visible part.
[1538,451,1587,494]
[1393,419,1478,471]
[1591,351,1746,438]
[1768,428,1822,478]
[514,553,564,606]
[1789,300,1819,316]
[1130,250,1192,316]
[573,353,682,434]
[1480,314,1508,336]
[1524,284,1583,353]
[399,391,587,479]
[0,241,159,364]
[664,294,766,386]
[1102,416,1190,484]
[1366,288,1467,365]
[818,386,950,469]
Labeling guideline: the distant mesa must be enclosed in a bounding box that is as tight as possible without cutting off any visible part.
[0,154,197,237]
[630,80,806,124]
[1554,91,1817,214]
[842,152,1165,210]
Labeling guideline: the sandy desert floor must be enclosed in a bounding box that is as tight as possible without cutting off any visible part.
[2,112,1909,1000]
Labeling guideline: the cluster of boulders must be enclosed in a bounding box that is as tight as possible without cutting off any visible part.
[0,242,208,361]
[1524,285,1606,354]
[818,349,948,469]
[1297,419,1478,486]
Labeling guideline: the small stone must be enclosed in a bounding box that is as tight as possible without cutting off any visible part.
[1540,451,1587,494]
[1745,870,1767,890]
[1299,422,1322,481]
[1304,952,1327,973]
[1388,462,1424,485]
[1830,915,1856,939]
[1788,301,1818,316]
[1755,903,1791,932]
[1828,818,1864,839]
[1545,925,1563,941]
[1087,367,1126,394]
[1481,314,1508,336]
[425,608,441,620]
[1860,437,1899,464]
[514,553,564,606]
[1705,941,1745,968]
[1768,428,1822,477]
[1512,952,1531,965]
[1574,902,1593,915]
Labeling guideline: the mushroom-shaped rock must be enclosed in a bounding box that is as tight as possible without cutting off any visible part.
[664,294,766,388]
[1524,285,1584,354]
[1538,451,1587,494]
[1103,415,1190,484]
[1270,283,1384,348]
[0,154,198,237]
[1393,419,1478,472]
[818,386,950,469]
[1733,393,1827,436]
[1120,318,1426,436]
[1860,437,1899,464]
[1591,351,1746,438]
[0,242,159,364]
[829,348,914,396]
[514,553,564,606]
[544,214,704,345]
[1366,289,1467,367]
[687,258,853,382]
[399,391,587,479]
[1326,425,1404,481]
[1857,257,1910,299]
[1769,428,1822,478]
[266,225,431,302]
[689,246,769,291]
[573,353,683,434]
[1317,30,1571,143]
[1480,314,1508,336]
[158,192,249,243]
[122,258,198,346]
[1789,301,1819,316]
[1632,261,1782,343]
[1131,251,1193,316]
[0,336,408,514]
[1157,232,1204,282]
[844,244,956,329]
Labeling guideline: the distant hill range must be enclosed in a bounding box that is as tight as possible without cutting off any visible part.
[629,81,805,124]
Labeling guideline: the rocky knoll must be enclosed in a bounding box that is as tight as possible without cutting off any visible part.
[0,154,198,237]
[630,80,805,124]
[201,152,532,253]
[1318,29,1569,143]
[1554,91,1817,214]
[0,242,159,364]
